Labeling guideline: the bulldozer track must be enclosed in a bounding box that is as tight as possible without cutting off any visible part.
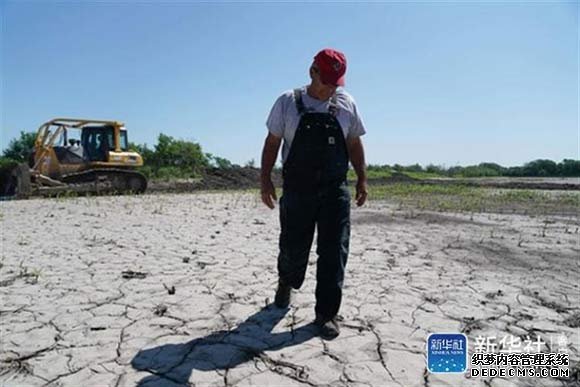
[35,168,147,196]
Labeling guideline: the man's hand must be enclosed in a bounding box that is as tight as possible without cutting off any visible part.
[260,132,282,209]
[261,179,277,209]
[355,178,368,207]
[347,135,368,207]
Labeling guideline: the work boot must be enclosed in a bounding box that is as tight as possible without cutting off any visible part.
[274,280,292,308]
[315,313,340,340]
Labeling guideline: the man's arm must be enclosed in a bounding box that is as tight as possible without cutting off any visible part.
[260,132,282,209]
[347,136,368,206]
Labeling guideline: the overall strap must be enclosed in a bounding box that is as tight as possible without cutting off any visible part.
[293,88,305,115]
[328,93,339,117]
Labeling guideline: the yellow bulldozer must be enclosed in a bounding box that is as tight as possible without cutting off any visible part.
[3,118,147,198]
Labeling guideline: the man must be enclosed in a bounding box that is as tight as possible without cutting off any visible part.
[68,139,83,159]
[98,134,110,161]
[260,48,368,339]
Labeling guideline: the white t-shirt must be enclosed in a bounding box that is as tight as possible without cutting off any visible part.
[266,86,367,163]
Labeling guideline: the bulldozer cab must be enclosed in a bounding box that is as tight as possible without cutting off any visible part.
[52,124,129,163]
[50,132,85,165]
[82,125,116,162]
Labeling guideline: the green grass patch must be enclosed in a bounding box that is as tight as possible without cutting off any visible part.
[347,169,392,180]
[367,183,477,198]
[404,171,446,179]
[347,169,445,181]
[357,183,579,216]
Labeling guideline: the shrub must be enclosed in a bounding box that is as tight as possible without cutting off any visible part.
[3,131,36,162]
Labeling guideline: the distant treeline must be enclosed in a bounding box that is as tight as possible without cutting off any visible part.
[2,131,579,179]
[372,160,580,178]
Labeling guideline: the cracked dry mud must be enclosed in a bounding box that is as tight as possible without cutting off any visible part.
[1,192,578,387]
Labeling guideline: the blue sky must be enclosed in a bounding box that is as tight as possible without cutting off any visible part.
[1,0,578,167]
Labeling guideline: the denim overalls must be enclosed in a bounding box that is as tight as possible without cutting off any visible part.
[278,88,351,320]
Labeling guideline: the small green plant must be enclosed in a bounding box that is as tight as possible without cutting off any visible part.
[152,204,164,214]
[18,265,41,284]
[16,237,29,246]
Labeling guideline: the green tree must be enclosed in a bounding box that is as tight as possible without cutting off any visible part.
[447,166,464,177]
[2,131,36,162]
[523,159,558,176]
[425,164,445,175]
[478,162,504,175]
[461,165,500,177]
[213,156,233,169]
[152,133,209,175]
[405,163,424,173]
[558,159,580,177]
[504,166,523,177]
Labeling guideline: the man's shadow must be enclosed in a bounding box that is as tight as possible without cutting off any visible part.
[131,304,318,386]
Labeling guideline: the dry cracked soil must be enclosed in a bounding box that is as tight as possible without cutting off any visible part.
[1,192,578,387]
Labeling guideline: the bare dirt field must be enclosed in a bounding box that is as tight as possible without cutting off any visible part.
[1,191,578,386]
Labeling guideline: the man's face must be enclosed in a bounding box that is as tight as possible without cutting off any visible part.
[311,65,338,98]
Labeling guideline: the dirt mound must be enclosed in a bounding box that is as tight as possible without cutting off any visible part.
[366,172,417,186]
[148,167,283,192]
[200,167,280,190]
[386,172,417,182]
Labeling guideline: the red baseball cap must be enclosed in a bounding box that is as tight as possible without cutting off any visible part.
[314,48,347,86]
